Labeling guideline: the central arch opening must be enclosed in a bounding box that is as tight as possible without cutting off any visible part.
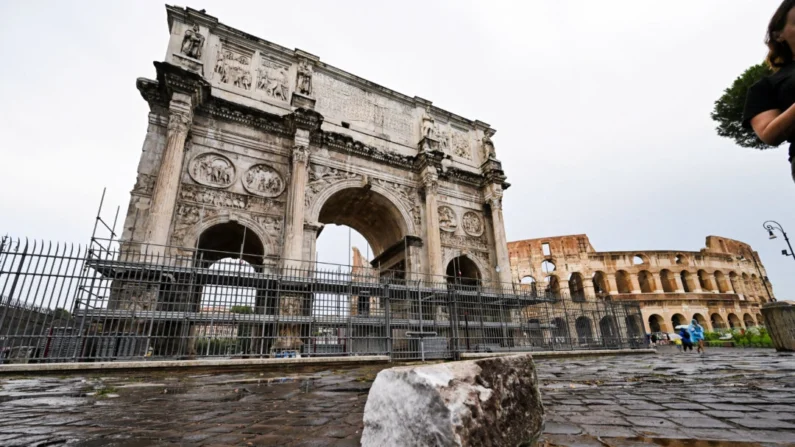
[316,187,410,279]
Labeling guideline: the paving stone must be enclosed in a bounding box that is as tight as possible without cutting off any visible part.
[701,410,746,419]
[668,417,732,429]
[660,402,709,410]
[578,424,637,438]
[729,417,795,429]
[543,422,582,435]
[703,403,755,411]
[566,414,630,426]
[624,417,680,428]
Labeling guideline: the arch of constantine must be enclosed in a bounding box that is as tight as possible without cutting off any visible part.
[122,6,512,286]
[508,235,775,334]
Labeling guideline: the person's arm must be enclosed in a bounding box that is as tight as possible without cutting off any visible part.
[751,103,795,146]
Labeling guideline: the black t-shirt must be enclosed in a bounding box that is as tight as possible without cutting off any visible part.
[742,63,795,160]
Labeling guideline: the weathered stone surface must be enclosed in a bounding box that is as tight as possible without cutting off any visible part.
[361,354,544,447]
[762,301,795,351]
[509,234,773,334]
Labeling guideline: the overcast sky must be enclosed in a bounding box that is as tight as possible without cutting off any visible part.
[1,1,793,298]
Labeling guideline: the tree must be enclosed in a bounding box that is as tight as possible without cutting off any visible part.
[711,63,775,150]
[230,305,253,314]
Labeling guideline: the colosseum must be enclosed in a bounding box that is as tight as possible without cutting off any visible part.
[508,235,775,334]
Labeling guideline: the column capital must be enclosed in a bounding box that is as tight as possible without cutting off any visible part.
[484,183,503,210]
[292,145,310,164]
[421,167,439,195]
[167,108,193,135]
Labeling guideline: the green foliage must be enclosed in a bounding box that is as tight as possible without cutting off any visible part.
[52,308,72,321]
[712,63,775,150]
[704,331,723,341]
[230,305,253,314]
[704,327,773,348]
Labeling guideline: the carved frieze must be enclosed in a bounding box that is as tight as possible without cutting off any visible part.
[305,164,362,207]
[189,153,235,188]
[376,179,421,227]
[214,46,252,90]
[452,129,472,160]
[176,204,202,225]
[180,25,205,59]
[462,211,484,237]
[440,232,489,252]
[180,184,246,210]
[438,205,457,233]
[257,58,289,101]
[179,184,282,215]
[132,173,156,195]
[243,164,286,198]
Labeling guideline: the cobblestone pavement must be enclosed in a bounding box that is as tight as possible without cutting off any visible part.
[0,348,792,446]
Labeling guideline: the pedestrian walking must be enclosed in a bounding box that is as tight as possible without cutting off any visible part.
[679,327,694,352]
[650,333,658,347]
[690,319,706,354]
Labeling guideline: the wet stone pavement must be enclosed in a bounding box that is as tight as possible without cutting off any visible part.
[0,347,791,446]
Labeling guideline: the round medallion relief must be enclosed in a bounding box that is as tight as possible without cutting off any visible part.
[189,153,236,188]
[243,164,286,198]
[462,211,484,237]
[438,205,458,232]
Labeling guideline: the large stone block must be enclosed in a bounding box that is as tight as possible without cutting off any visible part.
[361,354,544,447]
[762,301,795,352]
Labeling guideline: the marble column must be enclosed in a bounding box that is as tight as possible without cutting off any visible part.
[485,185,512,286]
[146,92,193,255]
[281,129,311,269]
[421,167,443,280]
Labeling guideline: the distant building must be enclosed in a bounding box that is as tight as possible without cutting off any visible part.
[508,235,773,333]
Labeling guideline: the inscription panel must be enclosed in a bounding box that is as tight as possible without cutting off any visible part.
[313,72,415,145]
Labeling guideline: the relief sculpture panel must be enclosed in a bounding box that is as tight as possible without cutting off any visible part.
[305,164,361,207]
[189,153,236,188]
[452,129,472,160]
[257,58,289,101]
[438,205,457,233]
[243,164,286,198]
[376,179,421,227]
[462,211,484,237]
[214,46,252,90]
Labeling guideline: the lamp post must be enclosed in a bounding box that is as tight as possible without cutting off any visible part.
[763,220,795,263]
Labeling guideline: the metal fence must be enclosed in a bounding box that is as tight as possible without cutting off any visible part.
[0,236,647,363]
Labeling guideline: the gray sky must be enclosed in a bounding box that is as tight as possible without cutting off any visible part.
[1,0,793,298]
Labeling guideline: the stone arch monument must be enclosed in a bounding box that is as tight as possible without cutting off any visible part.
[122,6,511,285]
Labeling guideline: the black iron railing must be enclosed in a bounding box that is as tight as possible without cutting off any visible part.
[0,237,647,363]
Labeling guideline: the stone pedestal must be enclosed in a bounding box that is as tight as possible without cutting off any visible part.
[273,295,305,352]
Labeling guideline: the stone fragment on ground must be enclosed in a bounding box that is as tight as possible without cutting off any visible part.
[361,354,544,447]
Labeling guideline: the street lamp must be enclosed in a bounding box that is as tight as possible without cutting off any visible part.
[763,220,795,262]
